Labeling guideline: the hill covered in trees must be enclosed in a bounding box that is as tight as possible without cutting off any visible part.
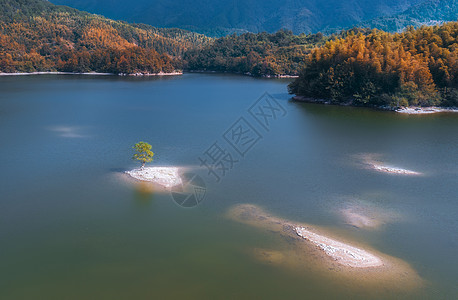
[51,0,423,35]
[0,0,210,73]
[359,0,458,32]
[288,22,458,107]
[1,0,457,107]
[184,30,329,76]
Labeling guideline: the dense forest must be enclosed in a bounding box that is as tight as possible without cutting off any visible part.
[359,0,457,33]
[0,0,210,73]
[1,0,457,107]
[288,22,458,107]
[184,30,329,76]
[51,0,425,35]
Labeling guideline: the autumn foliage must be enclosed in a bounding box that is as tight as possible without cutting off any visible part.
[0,0,210,74]
[289,23,458,107]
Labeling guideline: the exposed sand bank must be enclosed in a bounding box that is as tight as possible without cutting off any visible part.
[295,227,383,268]
[125,167,182,188]
[360,154,422,175]
[228,204,423,291]
[370,164,421,175]
[396,106,458,114]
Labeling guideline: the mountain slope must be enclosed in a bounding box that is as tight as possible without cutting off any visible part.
[50,0,424,35]
[359,0,458,32]
[0,0,211,73]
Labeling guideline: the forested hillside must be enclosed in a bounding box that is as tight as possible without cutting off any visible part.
[2,0,458,107]
[0,0,210,73]
[51,0,423,35]
[288,22,458,107]
[184,30,329,76]
[359,0,458,32]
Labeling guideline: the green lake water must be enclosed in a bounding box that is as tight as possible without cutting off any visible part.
[0,73,457,299]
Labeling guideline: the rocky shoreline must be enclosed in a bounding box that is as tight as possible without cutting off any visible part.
[292,95,458,114]
[395,106,458,114]
[0,71,183,77]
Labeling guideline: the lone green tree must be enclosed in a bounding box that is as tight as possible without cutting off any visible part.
[132,141,154,169]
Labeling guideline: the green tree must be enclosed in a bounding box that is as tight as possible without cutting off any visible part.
[132,141,154,169]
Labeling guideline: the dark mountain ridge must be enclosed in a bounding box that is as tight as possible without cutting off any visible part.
[50,0,424,35]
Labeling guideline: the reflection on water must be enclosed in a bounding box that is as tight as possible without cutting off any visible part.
[133,181,156,201]
[47,125,89,138]
[0,74,457,299]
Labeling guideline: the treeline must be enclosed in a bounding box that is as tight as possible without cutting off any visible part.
[1,1,458,107]
[289,22,458,107]
[0,0,210,73]
[184,30,328,76]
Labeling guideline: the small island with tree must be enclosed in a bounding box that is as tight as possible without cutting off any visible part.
[125,141,182,188]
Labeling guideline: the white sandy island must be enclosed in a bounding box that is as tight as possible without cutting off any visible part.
[125,167,182,188]
[370,163,421,175]
[359,154,422,175]
[295,227,383,268]
[396,106,458,114]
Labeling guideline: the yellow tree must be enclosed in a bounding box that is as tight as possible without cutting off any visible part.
[132,142,154,169]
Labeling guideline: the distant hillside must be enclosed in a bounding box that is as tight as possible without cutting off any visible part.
[359,0,458,32]
[0,0,210,73]
[50,0,424,35]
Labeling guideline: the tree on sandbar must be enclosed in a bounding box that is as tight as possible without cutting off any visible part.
[132,141,154,169]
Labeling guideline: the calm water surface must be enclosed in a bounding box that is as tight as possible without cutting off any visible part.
[0,74,457,299]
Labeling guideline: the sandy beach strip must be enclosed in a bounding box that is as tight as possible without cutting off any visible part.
[0,72,113,76]
[0,71,182,76]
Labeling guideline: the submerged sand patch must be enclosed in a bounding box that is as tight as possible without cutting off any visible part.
[340,208,382,229]
[125,167,182,188]
[228,204,423,291]
[252,248,285,265]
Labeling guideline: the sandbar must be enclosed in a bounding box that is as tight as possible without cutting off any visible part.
[228,204,423,291]
[125,167,182,188]
[359,154,422,175]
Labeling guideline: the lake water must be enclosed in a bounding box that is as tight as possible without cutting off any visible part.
[0,73,457,299]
